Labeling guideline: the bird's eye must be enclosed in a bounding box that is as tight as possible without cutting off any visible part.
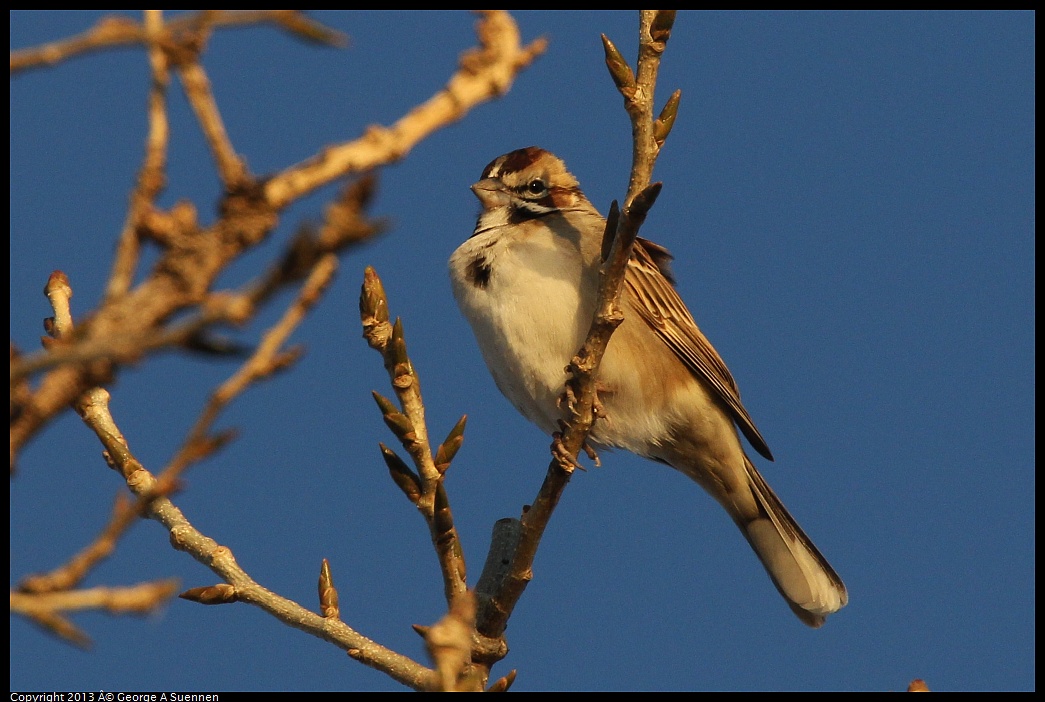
[527,179,545,195]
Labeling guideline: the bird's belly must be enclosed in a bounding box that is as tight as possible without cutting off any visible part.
[451,238,592,434]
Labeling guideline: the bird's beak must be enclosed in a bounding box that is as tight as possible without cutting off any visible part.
[471,178,509,209]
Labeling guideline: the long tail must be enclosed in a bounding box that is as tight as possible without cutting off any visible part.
[738,456,848,627]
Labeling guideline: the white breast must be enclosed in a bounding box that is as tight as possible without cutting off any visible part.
[449,226,594,434]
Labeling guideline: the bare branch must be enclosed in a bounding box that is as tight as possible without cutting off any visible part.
[425,591,480,691]
[11,579,180,614]
[10,11,346,76]
[105,10,170,301]
[10,11,540,473]
[360,267,469,608]
[12,179,381,386]
[17,251,339,618]
[263,10,548,208]
[11,579,180,648]
[11,15,145,75]
[154,253,339,494]
[76,386,439,690]
[17,493,140,594]
[174,50,250,189]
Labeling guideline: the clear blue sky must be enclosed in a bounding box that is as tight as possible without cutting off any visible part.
[10,11,1034,692]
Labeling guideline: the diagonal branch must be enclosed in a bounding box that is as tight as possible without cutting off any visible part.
[161,253,340,483]
[263,10,547,209]
[76,385,439,690]
[16,249,341,622]
[17,493,141,595]
[472,9,681,670]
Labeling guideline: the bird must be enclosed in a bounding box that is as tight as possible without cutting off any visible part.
[448,146,847,627]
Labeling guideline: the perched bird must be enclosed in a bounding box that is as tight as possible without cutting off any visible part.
[448,146,847,627]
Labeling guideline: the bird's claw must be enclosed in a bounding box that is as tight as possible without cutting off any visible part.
[558,380,609,421]
[551,431,585,472]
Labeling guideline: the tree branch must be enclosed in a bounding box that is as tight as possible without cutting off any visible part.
[360,267,470,609]
[10,11,540,473]
[11,580,181,650]
[10,11,346,76]
[262,10,548,209]
[472,10,681,677]
[76,385,440,690]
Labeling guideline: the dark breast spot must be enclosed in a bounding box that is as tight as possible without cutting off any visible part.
[466,255,492,289]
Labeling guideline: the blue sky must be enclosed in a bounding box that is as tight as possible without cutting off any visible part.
[10,11,1034,692]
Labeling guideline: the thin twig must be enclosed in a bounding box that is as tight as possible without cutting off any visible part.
[76,386,439,690]
[11,579,180,649]
[17,493,140,594]
[105,10,169,302]
[162,253,339,484]
[175,57,250,189]
[17,254,339,613]
[10,11,346,76]
[12,580,181,615]
[360,267,469,608]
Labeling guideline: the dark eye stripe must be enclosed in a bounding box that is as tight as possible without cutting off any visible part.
[508,200,554,224]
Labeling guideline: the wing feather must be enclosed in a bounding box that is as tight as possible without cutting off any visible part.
[624,238,774,461]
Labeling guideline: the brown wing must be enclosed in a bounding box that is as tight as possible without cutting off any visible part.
[624,238,774,461]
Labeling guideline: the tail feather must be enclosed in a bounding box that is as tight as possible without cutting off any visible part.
[740,456,848,627]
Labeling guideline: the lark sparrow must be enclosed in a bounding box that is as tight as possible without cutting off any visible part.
[448,146,847,627]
